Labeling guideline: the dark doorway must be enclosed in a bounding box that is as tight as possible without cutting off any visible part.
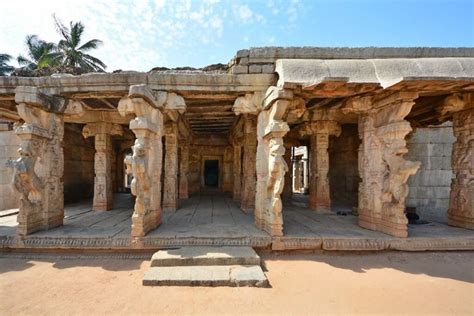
[204,160,219,187]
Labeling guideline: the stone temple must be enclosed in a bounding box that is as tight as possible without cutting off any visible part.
[0,47,473,252]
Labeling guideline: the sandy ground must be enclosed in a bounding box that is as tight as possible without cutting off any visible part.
[0,251,473,315]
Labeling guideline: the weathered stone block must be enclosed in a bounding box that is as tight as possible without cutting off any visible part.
[261,64,275,73]
[249,65,262,73]
[231,65,248,74]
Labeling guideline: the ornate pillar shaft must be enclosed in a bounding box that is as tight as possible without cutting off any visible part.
[309,134,330,211]
[163,121,179,211]
[293,157,301,192]
[10,87,65,236]
[255,99,290,237]
[282,145,293,199]
[307,121,341,212]
[241,114,257,212]
[93,134,113,210]
[83,123,123,211]
[447,106,474,229]
[232,145,242,201]
[353,93,420,237]
[179,145,189,199]
[118,85,166,237]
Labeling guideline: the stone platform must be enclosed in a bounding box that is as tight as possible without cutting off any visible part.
[0,193,473,252]
[143,246,268,287]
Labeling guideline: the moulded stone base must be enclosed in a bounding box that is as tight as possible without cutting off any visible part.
[92,203,112,211]
[448,216,474,230]
[358,216,408,238]
[45,214,64,230]
[17,211,43,236]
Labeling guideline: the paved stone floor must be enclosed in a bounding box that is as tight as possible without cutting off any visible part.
[1,192,473,251]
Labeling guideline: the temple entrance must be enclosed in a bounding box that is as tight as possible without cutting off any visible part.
[204,160,219,187]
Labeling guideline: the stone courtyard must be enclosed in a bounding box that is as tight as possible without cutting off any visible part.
[0,47,473,252]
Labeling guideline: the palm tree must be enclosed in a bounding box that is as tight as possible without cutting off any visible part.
[17,35,57,70]
[0,53,15,76]
[51,15,106,72]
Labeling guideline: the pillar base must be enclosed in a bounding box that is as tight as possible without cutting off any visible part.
[131,211,161,237]
[448,216,474,230]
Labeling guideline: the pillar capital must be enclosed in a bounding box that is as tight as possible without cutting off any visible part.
[233,92,264,115]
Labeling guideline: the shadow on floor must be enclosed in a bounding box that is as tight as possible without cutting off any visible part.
[260,251,474,283]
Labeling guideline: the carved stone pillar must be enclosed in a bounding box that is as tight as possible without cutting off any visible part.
[179,144,189,199]
[232,145,242,201]
[118,85,165,237]
[348,93,421,238]
[255,100,291,236]
[10,87,65,236]
[163,121,179,211]
[293,157,301,192]
[82,123,123,211]
[222,146,233,192]
[282,144,293,199]
[241,114,257,212]
[308,121,341,212]
[441,95,474,229]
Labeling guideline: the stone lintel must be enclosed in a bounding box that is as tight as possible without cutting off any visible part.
[82,122,124,138]
[373,91,419,108]
[15,86,66,113]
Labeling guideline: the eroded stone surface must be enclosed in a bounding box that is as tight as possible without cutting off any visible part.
[143,265,268,287]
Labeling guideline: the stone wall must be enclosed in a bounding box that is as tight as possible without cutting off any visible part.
[0,126,19,210]
[188,136,234,194]
[406,122,455,222]
[63,124,95,203]
[328,124,359,208]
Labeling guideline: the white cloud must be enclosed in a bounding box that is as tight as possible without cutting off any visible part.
[0,0,304,70]
[234,4,253,23]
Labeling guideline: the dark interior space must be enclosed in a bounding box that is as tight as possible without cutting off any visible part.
[204,160,219,187]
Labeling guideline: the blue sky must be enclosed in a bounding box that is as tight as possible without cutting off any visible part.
[1,0,473,71]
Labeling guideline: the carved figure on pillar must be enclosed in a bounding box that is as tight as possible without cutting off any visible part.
[345,93,421,237]
[9,86,65,236]
[118,84,167,237]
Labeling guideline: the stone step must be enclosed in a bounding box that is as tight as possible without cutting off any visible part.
[143,265,269,287]
[150,246,261,267]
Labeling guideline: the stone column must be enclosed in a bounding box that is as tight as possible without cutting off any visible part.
[163,121,179,211]
[10,87,64,236]
[179,144,189,199]
[82,123,123,211]
[232,145,242,201]
[308,121,341,212]
[293,157,301,192]
[443,95,474,229]
[348,93,421,238]
[255,99,290,237]
[118,85,164,237]
[282,144,293,199]
[241,114,257,212]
